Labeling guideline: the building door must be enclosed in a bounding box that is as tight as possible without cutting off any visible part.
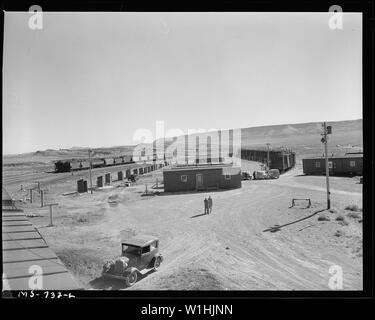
[328,161,333,174]
[196,174,203,190]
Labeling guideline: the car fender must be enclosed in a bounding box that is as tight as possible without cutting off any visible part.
[125,267,139,275]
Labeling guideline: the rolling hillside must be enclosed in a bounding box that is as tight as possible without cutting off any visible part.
[2,119,362,166]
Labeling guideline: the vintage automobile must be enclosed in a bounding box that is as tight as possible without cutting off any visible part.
[102,235,163,287]
[267,169,280,179]
[241,171,252,180]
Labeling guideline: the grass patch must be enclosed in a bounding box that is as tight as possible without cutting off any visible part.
[318,214,330,221]
[73,210,105,225]
[334,230,345,237]
[336,215,349,225]
[345,204,361,212]
[77,216,88,223]
[347,211,361,219]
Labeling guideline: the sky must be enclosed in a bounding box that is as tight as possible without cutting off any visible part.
[3,12,362,154]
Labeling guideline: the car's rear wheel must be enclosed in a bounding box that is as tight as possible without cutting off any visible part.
[153,256,162,271]
[125,270,138,287]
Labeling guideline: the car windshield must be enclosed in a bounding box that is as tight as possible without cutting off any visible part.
[122,244,140,255]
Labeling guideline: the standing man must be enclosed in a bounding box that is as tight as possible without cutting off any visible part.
[208,196,213,214]
[204,198,209,214]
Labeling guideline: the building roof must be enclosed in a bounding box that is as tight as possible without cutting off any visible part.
[164,165,238,172]
[222,167,241,175]
[163,163,239,172]
[2,187,82,290]
[242,147,295,154]
[303,154,363,160]
[122,235,158,247]
[2,186,12,201]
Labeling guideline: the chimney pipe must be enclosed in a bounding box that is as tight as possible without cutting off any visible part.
[196,136,199,164]
[207,136,211,163]
[218,130,222,163]
[229,129,233,158]
[185,134,188,165]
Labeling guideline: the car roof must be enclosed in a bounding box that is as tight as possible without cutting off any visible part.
[122,235,158,247]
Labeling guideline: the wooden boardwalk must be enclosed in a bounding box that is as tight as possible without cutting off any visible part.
[2,187,81,290]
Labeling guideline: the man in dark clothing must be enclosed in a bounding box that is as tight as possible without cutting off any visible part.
[204,198,209,214]
[208,196,213,213]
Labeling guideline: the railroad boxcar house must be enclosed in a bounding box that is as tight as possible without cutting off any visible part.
[241,148,296,172]
[163,164,241,192]
[302,154,363,176]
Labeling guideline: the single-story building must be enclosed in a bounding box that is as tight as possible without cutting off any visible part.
[302,154,363,176]
[163,164,241,192]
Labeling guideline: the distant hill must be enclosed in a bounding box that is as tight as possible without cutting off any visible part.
[240,119,362,159]
[2,145,135,165]
[153,119,362,161]
[2,119,362,165]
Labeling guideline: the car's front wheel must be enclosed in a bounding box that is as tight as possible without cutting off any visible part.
[153,256,162,271]
[125,270,138,287]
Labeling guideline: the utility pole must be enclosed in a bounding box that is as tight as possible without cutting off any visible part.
[47,203,59,227]
[266,143,270,170]
[88,149,93,194]
[321,122,332,209]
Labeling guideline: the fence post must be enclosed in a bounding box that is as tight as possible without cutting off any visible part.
[47,203,58,227]
[40,190,44,207]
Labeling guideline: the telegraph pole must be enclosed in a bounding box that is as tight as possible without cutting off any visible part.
[266,143,270,170]
[88,149,93,194]
[321,122,332,209]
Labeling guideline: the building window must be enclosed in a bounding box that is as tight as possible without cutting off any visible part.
[328,161,333,169]
[315,162,320,168]
[350,161,356,167]
[181,175,187,182]
[225,174,231,180]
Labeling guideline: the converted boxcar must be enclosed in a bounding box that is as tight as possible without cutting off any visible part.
[163,164,241,192]
[241,148,295,173]
[302,154,363,176]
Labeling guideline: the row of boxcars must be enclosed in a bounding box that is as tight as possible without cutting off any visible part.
[54,156,135,173]
[240,148,296,173]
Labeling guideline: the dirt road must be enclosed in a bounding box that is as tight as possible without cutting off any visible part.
[4,160,362,290]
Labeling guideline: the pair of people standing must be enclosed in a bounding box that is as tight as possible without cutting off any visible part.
[204,196,213,214]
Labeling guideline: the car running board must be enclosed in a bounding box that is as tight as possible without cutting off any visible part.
[138,267,154,275]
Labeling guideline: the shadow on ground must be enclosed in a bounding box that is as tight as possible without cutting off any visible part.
[263,208,326,233]
[89,271,154,290]
[191,212,210,219]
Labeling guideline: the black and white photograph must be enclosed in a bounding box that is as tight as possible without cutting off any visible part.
[1,2,373,304]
